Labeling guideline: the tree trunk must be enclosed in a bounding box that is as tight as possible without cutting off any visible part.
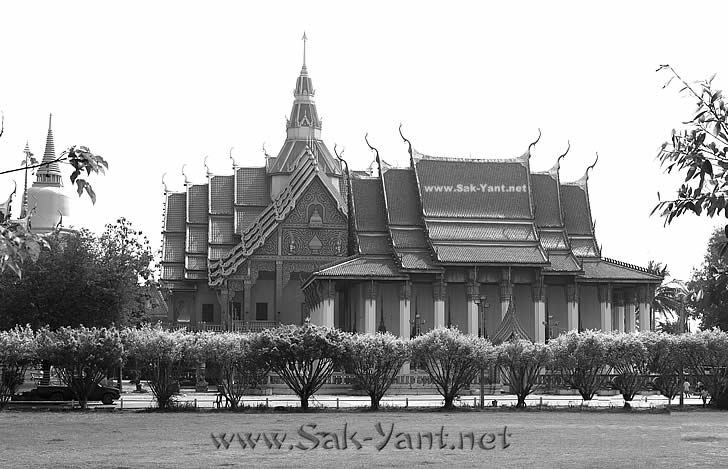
[516,395,527,408]
[370,394,380,411]
[300,396,309,409]
[443,395,455,409]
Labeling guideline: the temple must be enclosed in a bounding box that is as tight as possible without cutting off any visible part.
[159,38,662,342]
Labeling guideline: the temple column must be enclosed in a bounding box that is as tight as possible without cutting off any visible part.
[433,278,446,329]
[275,260,283,321]
[399,282,411,374]
[626,291,637,333]
[533,282,546,344]
[216,286,231,330]
[613,290,625,333]
[466,270,479,336]
[365,281,377,334]
[638,286,651,332]
[566,284,579,332]
[499,269,512,319]
[244,280,254,322]
[598,284,612,332]
[321,280,335,328]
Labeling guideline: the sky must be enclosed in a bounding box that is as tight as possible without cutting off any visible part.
[0,0,725,282]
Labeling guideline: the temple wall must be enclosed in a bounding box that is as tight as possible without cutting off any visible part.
[252,279,275,321]
[412,283,434,334]
[280,279,304,325]
[380,283,400,334]
[579,285,600,330]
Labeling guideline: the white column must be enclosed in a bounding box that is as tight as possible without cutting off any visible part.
[599,284,612,332]
[638,286,651,332]
[433,279,446,328]
[399,282,411,374]
[365,281,376,334]
[321,281,335,328]
[614,290,625,333]
[466,273,479,336]
[533,284,546,344]
[567,284,579,331]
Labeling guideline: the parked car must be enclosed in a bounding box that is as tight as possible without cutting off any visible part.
[13,383,120,405]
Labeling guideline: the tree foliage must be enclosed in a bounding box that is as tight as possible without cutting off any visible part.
[642,332,682,402]
[251,322,346,409]
[607,333,651,407]
[199,332,268,409]
[0,325,37,408]
[654,66,728,231]
[494,339,551,408]
[123,325,198,409]
[689,227,728,331]
[549,330,611,401]
[0,219,155,330]
[343,332,410,410]
[411,328,492,409]
[680,329,728,407]
[36,326,122,409]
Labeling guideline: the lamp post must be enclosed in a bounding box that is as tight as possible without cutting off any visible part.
[474,295,489,409]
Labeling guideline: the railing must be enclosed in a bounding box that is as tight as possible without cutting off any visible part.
[197,321,280,333]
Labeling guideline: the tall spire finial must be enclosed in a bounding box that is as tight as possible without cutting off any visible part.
[48,113,52,130]
[302,31,308,67]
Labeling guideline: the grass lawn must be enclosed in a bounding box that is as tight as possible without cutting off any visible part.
[1,408,726,468]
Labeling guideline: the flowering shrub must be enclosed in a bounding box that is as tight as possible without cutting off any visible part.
[343,333,410,410]
[251,322,346,409]
[198,332,268,409]
[607,333,651,407]
[494,339,551,407]
[411,328,492,409]
[679,329,728,408]
[123,325,199,409]
[0,325,38,408]
[550,330,611,401]
[642,332,682,402]
[36,326,122,408]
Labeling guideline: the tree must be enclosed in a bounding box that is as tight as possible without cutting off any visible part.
[653,66,728,240]
[123,325,198,409]
[679,329,728,408]
[493,339,551,408]
[642,332,682,403]
[689,227,728,331]
[607,333,651,408]
[200,332,268,409]
[251,322,346,410]
[0,325,37,408]
[0,219,155,330]
[36,326,123,409]
[0,112,107,277]
[550,330,611,402]
[410,328,492,409]
[343,332,410,410]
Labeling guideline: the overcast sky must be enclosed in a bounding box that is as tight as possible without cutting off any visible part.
[0,1,725,281]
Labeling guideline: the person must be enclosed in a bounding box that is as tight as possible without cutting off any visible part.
[701,387,709,407]
[683,380,691,398]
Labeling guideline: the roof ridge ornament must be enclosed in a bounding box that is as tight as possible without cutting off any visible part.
[204,156,211,177]
[364,133,383,178]
[550,140,570,177]
[521,128,541,160]
[161,172,169,194]
[398,123,416,168]
[230,147,238,168]
[181,164,190,186]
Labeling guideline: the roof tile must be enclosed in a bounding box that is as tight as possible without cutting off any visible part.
[432,245,548,264]
[532,173,562,227]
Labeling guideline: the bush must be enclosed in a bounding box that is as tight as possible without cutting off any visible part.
[123,325,198,409]
[199,332,268,409]
[0,325,38,408]
[343,333,410,410]
[494,339,551,408]
[37,326,122,408]
[679,329,728,408]
[550,330,611,401]
[251,322,346,409]
[642,332,682,403]
[607,333,651,407]
[411,328,491,409]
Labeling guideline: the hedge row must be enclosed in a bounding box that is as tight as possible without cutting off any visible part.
[2,324,728,410]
